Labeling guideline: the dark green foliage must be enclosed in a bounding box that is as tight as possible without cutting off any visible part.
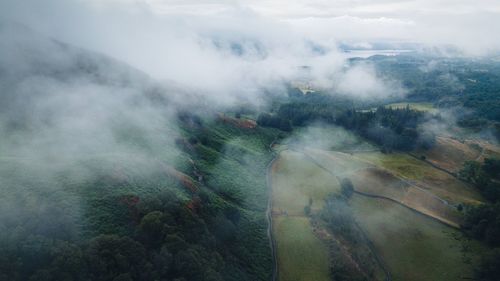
[318,194,380,281]
[335,106,432,151]
[459,161,486,184]
[86,235,149,281]
[476,248,500,281]
[459,159,500,202]
[483,158,500,179]
[265,89,434,151]
[174,119,281,280]
[460,159,500,280]
[340,178,354,199]
[463,204,500,281]
[304,205,311,216]
[463,203,500,247]
[138,211,170,247]
[320,194,358,242]
[0,186,226,281]
[257,113,292,131]
[277,102,335,126]
[367,55,500,123]
[0,114,281,281]
[495,124,500,142]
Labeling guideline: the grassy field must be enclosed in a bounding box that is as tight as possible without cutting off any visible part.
[300,148,463,226]
[354,152,430,180]
[416,136,483,172]
[272,150,341,214]
[271,150,337,281]
[354,151,483,205]
[350,195,481,281]
[274,217,331,281]
[416,136,500,173]
[270,124,487,281]
[385,102,437,113]
[270,148,479,281]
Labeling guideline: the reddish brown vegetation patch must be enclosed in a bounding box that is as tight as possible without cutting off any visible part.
[163,164,198,193]
[350,167,461,227]
[186,196,202,212]
[418,136,482,172]
[217,113,257,129]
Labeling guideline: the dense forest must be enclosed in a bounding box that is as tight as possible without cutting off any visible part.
[460,159,500,280]
[0,112,281,281]
[366,55,500,122]
[258,92,435,151]
[334,106,434,151]
[0,27,281,280]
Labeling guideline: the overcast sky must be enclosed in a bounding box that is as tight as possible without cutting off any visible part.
[1,0,499,100]
[118,0,500,53]
[3,0,500,53]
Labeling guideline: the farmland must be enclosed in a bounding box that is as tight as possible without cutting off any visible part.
[415,136,500,173]
[269,125,488,281]
[274,216,331,281]
[270,150,339,281]
[351,195,481,281]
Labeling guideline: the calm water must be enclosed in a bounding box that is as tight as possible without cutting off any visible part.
[342,49,415,59]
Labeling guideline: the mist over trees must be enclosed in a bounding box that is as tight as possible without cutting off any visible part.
[0,0,500,280]
[257,92,436,151]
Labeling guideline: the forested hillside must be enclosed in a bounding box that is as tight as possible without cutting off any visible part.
[0,24,280,281]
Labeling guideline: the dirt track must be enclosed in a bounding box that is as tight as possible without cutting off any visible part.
[266,140,279,281]
[298,148,461,228]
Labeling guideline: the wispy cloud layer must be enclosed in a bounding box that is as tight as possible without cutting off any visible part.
[1,0,498,104]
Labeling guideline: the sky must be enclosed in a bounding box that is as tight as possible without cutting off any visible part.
[0,0,499,101]
[3,0,500,53]
[110,0,500,54]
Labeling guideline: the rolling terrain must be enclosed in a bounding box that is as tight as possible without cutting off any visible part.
[268,125,493,281]
[2,21,500,281]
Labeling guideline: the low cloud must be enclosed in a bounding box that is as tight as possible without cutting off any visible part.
[0,0,413,105]
[335,64,405,99]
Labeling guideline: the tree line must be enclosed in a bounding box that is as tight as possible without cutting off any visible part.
[258,92,436,152]
[0,188,241,281]
[460,158,500,281]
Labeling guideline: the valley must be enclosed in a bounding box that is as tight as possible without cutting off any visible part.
[268,125,493,281]
[1,17,500,281]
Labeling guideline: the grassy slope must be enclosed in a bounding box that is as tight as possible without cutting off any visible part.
[274,217,330,281]
[351,195,481,281]
[355,152,483,205]
[302,148,462,226]
[271,151,338,281]
[274,125,484,281]
[272,150,341,214]
[416,136,500,173]
[189,121,283,280]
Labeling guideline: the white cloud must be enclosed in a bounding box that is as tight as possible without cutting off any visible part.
[1,0,498,106]
[335,64,404,98]
[142,0,500,55]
